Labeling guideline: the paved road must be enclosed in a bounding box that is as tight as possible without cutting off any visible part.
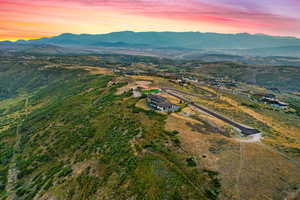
[162,87,217,99]
[163,89,260,136]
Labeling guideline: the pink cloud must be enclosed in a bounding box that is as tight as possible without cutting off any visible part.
[1,0,300,40]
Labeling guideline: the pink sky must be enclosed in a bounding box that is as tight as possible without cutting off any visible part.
[1,0,300,41]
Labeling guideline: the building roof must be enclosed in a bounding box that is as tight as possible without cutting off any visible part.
[147,94,178,109]
[156,101,173,108]
[264,94,276,99]
[262,98,288,106]
[148,94,167,103]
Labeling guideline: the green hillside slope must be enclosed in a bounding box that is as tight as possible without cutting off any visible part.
[0,60,219,200]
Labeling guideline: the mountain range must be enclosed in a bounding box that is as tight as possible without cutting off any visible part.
[1,31,300,59]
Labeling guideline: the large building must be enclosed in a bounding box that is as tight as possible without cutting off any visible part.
[147,94,180,112]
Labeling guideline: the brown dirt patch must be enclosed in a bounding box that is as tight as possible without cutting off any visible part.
[135,99,151,111]
[66,66,113,75]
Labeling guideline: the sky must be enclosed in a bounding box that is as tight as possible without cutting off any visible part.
[1,0,300,41]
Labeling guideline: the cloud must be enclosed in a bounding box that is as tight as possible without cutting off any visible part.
[1,0,300,40]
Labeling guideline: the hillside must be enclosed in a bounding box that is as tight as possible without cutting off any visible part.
[192,62,300,91]
[1,55,300,200]
[0,57,220,200]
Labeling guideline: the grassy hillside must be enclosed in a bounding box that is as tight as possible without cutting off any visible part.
[1,55,299,200]
[0,60,219,200]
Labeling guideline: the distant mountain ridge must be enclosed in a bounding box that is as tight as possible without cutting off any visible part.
[1,31,300,60]
[3,31,300,50]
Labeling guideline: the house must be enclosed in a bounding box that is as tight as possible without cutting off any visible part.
[261,94,289,109]
[107,77,118,87]
[263,94,276,100]
[133,90,142,98]
[183,77,198,83]
[261,98,289,109]
[251,93,288,109]
[147,94,180,112]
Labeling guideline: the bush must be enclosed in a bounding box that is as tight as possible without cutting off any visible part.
[172,137,181,147]
[186,157,197,167]
[58,167,73,177]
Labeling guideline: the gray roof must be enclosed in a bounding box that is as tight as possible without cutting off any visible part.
[148,94,166,103]
[156,101,173,108]
[148,94,176,109]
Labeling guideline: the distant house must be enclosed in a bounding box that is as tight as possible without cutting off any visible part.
[263,94,276,100]
[107,77,118,87]
[147,94,180,112]
[183,77,198,83]
[261,98,289,109]
[133,90,142,98]
[261,94,288,109]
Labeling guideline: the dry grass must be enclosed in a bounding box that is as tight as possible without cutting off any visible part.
[165,112,222,170]
[116,82,136,95]
[44,64,113,75]
[117,75,300,199]
[135,81,152,89]
[135,99,151,111]
[216,142,300,200]
[176,122,300,200]
[220,95,300,150]
[189,106,230,129]
[66,66,113,75]
[116,79,154,95]
[165,104,300,200]
[129,75,162,82]
[159,93,182,105]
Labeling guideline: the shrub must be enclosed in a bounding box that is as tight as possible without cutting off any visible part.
[186,157,197,167]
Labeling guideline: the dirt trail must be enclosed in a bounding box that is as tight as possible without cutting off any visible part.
[5,98,28,200]
[5,125,20,200]
[236,143,244,200]
[260,143,300,169]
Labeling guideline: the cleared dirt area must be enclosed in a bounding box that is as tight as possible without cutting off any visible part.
[159,93,182,105]
[65,66,113,75]
[135,99,151,111]
[135,81,152,89]
[43,64,113,75]
[116,80,155,95]
[116,82,136,95]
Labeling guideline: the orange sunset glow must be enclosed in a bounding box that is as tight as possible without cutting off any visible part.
[1,0,300,41]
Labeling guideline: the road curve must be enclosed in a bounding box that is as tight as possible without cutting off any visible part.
[163,89,260,136]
